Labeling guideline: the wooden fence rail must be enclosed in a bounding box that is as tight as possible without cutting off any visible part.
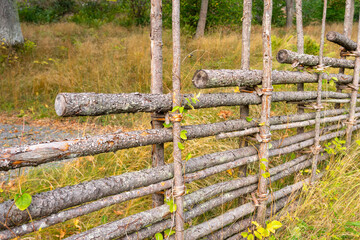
[0,0,358,239]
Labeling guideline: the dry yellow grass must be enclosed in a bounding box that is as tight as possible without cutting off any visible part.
[0,22,358,239]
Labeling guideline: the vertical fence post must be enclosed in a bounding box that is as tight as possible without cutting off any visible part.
[150,0,165,208]
[256,0,272,226]
[336,0,354,109]
[345,16,360,148]
[295,0,305,134]
[311,0,327,183]
[239,0,252,177]
[172,0,185,239]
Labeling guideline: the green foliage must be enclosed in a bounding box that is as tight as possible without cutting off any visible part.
[304,36,320,56]
[14,192,32,211]
[18,0,76,23]
[242,220,282,239]
[165,199,177,213]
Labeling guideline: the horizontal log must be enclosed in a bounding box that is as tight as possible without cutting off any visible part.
[326,31,357,51]
[192,69,352,88]
[206,196,292,240]
[1,104,350,171]
[55,91,353,117]
[0,122,350,229]
[183,175,321,240]
[65,154,322,240]
[276,49,355,68]
[217,109,360,139]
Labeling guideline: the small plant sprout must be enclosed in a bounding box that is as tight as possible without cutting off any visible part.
[14,192,32,211]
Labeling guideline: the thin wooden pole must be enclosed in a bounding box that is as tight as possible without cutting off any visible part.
[311,0,327,183]
[345,16,360,147]
[150,0,165,208]
[239,0,252,177]
[256,0,272,226]
[336,0,354,109]
[172,0,185,239]
[296,0,305,134]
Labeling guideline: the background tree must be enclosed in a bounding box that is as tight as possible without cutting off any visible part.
[195,0,209,39]
[0,0,24,46]
[286,0,294,28]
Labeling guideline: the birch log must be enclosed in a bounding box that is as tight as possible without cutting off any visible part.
[1,106,352,171]
[257,0,273,226]
[55,91,355,117]
[276,49,355,68]
[192,69,352,88]
[345,16,360,147]
[326,31,357,51]
[150,0,164,209]
[0,122,348,231]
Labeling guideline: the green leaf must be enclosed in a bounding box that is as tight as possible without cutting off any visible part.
[258,227,270,237]
[179,106,184,113]
[259,122,265,126]
[246,117,253,122]
[262,172,270,178]
[180,130,188,140]
[185,153,192,161]
[290,152,296,160]
[356,140,360,146]
[247,233,254,240]
[191,98,197,104]
[14,193,32,211]
[268,143,272,149]
[252,221,260,228]
[268,220,282,230]
[178,142,185,150]
[170,203,177,213]
[331,76,338,81]
[101,215,108,224]
[163,123,173,128]
[172,106,180,112]
[260,162,267,171]
[0,188,3,193]
[186,114,195,119]
[164,229,176,237]
[241,232,248,238]
[260,158,268,162]
[155,232,164,240]
[254,231,262,239]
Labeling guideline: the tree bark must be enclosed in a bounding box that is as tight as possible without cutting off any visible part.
[194,0,209,39]
[192,69,352,88]
[286,0,294,29]
[217,109,360,139]
[0,0,24,46]
[150,0,164,209]
[2,104,353,171]
[0,123,352,233]
[257,0,273,226]
[171,0,185,238]
[345,16,360,148]
[295,0,305,133]
[326,31,357,51]
[277,49,355,69]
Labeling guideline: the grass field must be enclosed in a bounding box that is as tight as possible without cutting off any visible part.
[0,22,359,239]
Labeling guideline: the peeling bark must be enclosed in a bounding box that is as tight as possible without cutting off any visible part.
[277,49,355,69]
[326,31,357,51]
[192,69,352,88]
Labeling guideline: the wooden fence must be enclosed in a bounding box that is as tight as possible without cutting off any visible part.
[0,0,359,239]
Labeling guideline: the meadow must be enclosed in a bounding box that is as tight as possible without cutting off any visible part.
[0,22,359,239]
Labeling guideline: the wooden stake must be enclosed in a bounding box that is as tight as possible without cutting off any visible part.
[345,15,360,147]
[172,0,185,238]
[311,0,327,183]
[296,0,305,134]
[256,0,273,226]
